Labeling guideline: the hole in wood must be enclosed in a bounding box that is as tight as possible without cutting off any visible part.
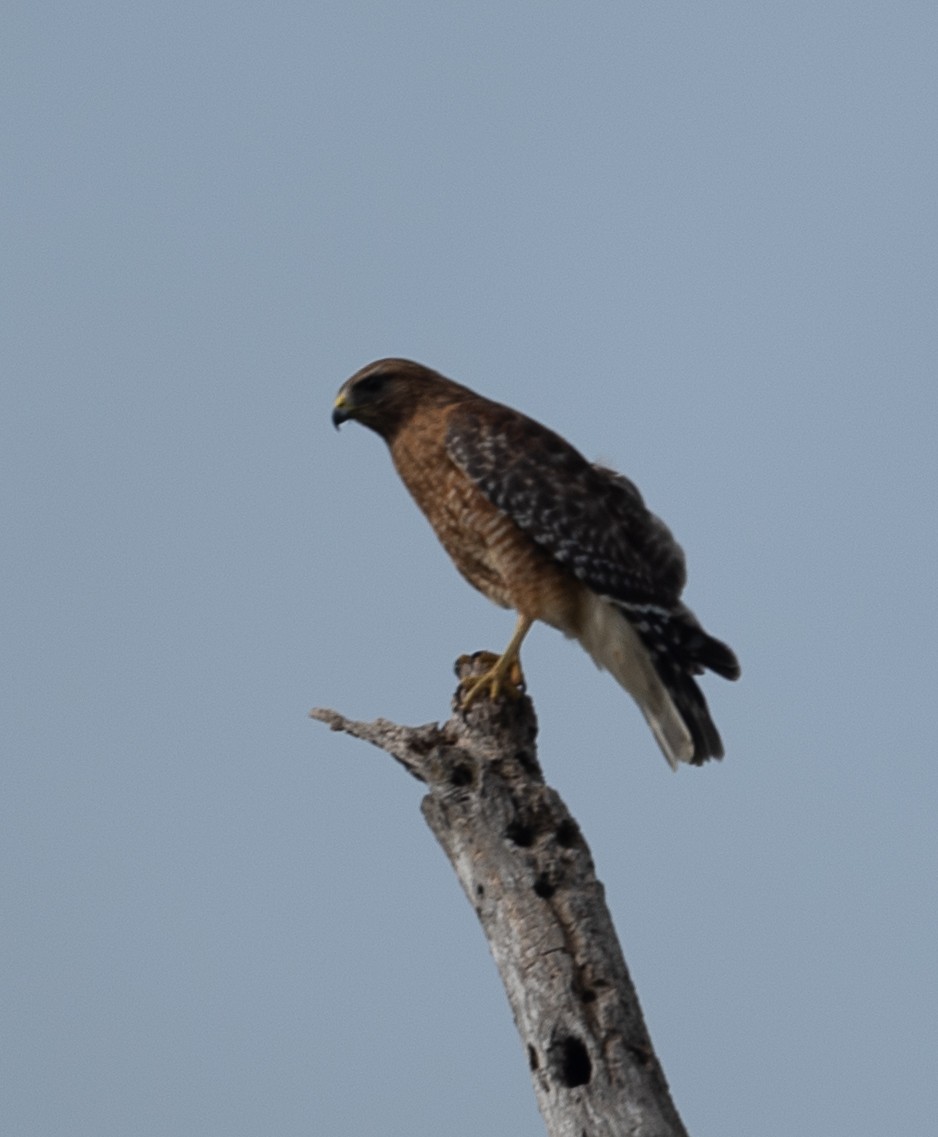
[550,1034,592,1088]
[555,819,580,848]
[504,820,535,847]
[449,762,474,787]
[533,873,556,900]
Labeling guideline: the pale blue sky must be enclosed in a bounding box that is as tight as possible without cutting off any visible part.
[3,4,936,1135]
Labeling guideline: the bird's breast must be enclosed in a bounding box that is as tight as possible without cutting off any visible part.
[389,419,586,632]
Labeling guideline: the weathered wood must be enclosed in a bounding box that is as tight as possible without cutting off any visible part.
[311,654,690,1137]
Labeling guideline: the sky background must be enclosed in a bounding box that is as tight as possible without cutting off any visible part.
[3,3,936,1135]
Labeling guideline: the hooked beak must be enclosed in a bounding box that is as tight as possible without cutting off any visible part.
[332,394,351,429]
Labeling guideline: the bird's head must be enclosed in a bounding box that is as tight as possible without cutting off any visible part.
[332,358,464,441]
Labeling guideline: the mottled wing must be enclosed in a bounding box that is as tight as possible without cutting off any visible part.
[445,401,686,605]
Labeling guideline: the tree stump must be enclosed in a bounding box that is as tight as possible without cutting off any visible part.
[311,653,690,1137]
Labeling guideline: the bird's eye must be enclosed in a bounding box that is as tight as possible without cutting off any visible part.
[355,373,387,397]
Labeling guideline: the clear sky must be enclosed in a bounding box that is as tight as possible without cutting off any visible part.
[4,3,936,1135]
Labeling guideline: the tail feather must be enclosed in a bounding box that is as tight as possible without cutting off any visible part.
[675,608,741,681]
[576,594,738,768]
[620,599,739,765]
[650,653,726,763]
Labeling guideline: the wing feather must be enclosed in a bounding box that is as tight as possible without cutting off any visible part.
[445,402,686,605]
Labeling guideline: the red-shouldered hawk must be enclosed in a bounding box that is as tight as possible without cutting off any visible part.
[332,358,740,769]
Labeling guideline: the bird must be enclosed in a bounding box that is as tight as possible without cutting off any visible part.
[332,358,740,769]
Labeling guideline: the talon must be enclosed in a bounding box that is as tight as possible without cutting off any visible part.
[461,664,527,704]
[459,651,526,707]
[456,615,533,708]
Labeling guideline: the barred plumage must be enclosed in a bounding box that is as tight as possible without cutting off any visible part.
[333,358,740,769]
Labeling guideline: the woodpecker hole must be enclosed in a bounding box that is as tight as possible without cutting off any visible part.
[555,819,580,848]
[533,873,556,900]
[449,762,474,787]
[552,1034,592,1088]
[505,820,535,847]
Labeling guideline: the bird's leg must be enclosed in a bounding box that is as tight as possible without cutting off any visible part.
[459,615,533,706]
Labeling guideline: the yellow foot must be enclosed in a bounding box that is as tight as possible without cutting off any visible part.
[458,651,526,707]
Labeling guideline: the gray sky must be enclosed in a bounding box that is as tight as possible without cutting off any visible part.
[4,3,936,1134]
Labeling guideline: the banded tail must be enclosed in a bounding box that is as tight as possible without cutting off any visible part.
[578,594,740,769]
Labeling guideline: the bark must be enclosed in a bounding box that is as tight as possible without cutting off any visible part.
[311,653,689,1137]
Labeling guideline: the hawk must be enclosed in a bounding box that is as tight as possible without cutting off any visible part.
[332,359,739,768]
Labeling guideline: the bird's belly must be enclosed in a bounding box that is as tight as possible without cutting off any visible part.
[419,471,582,625]
[391,432,585,630]
[425,476,520,609]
